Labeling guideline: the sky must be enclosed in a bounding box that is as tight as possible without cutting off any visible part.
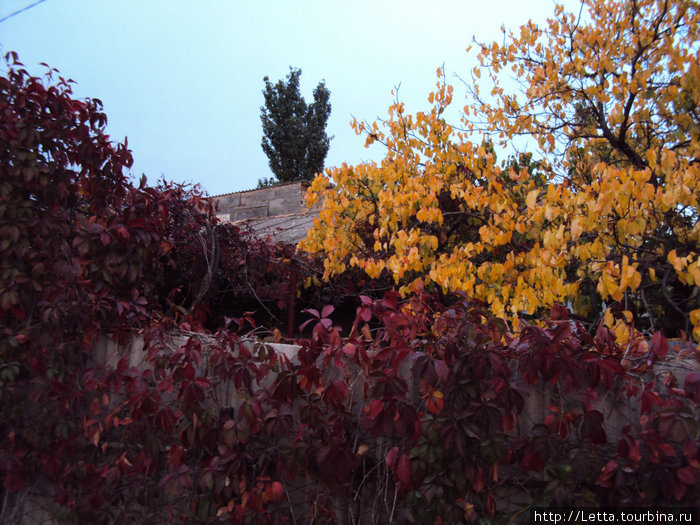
[0,0,579,196]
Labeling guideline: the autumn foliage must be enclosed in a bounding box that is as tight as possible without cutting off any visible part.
[301,0,700,345]
[0,52,297,522]
[1,0,700,521]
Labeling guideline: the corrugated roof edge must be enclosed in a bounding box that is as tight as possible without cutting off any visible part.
[210,181,311,198]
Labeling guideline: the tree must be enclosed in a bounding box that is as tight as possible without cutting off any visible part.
[300,0,700,343]
[259,67,331,186]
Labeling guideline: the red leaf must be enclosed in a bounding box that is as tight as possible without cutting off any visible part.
[11,307,25,321]
[321,304,334,318]
[676,466,698,485]
[677,466,697,485]
[582,388,598,412]
[486,492,496,516]
[503,412,515,432]
[316,445,331,466]
[322,380,348,408]
[473,466,485,493]
[629,439,642,464]
[672,480,686,501]
[117,356,128,374]
[650,331,669,358]
[359,306,372,322]
[87,220,105,233]
[298,318,314,332]
[640,389,661,414]
[659,443,676,457]
[597,460,618,487]
[433,359,449,382]
[426,389,444,414]
[194,377,211,388]
[270,481,284,501]
[683,439,698,460]
[397,454,411,485]
[617,438,629,459]
[89,397,101,416]
[304,308,320,319]
[168,446,184,469]
[385,447,399,469]
[367,399,383,420]
[342,343,357,358]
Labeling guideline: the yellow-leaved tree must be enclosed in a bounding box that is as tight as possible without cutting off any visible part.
[300,0,700,343]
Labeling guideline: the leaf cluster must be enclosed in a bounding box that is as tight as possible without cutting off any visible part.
[301,0,700,344]
[0,52,308,522]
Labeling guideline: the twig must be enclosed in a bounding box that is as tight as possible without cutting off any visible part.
[389,484,398,523]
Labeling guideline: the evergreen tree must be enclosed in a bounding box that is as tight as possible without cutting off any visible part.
[259,68,331,187]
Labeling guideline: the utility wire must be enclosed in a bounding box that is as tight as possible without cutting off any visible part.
[0,0,47,24]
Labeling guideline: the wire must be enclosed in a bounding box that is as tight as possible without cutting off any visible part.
[0,0,47,24]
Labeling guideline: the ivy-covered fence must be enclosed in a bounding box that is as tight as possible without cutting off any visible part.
[7,294,698,524]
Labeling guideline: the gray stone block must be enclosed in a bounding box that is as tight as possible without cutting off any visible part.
[233,206,268,220]
[269,197,301,215]
[216,194,241,210]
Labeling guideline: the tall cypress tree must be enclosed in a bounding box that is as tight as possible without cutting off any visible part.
[259,68,331,187]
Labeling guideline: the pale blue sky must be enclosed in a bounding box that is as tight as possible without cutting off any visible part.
[0,0,577,195]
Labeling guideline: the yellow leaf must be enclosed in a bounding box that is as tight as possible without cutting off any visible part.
[668,250,685,272]
[604,309,614,328]
[526,190,539,210]
[647,150,657,170]
[691,310,700,343]
[570,217,583,241]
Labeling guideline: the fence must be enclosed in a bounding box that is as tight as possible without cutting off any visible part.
[6,333,699,524]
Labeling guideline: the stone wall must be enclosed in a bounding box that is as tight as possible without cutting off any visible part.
[211,182,309,223]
